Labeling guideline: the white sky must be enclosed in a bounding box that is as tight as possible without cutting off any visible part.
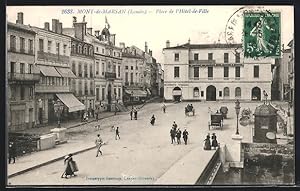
[7,5,294,64]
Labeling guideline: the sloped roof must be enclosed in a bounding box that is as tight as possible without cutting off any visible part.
[7,22,36,34]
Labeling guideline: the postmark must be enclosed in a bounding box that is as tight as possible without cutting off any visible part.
[243,12,281,58]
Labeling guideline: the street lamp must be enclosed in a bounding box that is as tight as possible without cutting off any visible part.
[131,91,134,108]
[235,99,241,135]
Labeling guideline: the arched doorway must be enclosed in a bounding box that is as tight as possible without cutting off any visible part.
[172,87,182,102]
[206,85,216,101]
[252,87,261,101]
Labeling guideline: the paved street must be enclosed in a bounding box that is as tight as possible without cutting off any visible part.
[8,101,289,185]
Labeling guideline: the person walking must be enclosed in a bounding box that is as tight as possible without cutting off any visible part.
[115,127,120,140]
[150,114,156,126]
[134,109,138,120]
[8,141,16,164]
[176,128,182,144]
[130,110,133,120]
[61,154,78,178]
[95,134,103,157]
[170,127,176,144]
[162,104,166,113]
[211,133,218,149]
[204,133,211,150]
[183,128,189,145]
[172,121,178,131]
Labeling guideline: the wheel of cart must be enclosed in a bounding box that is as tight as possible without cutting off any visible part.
[208,113,223,130]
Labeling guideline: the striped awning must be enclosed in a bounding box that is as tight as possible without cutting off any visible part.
[56,93,85,112]
[56,67,76,78]
[39,65,61,77]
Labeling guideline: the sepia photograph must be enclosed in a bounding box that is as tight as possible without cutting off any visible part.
[6,5,294,186]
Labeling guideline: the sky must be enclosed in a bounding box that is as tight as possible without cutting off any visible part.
[7,5,294,64]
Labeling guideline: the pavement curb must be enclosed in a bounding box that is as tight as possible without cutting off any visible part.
[8,145,96,179]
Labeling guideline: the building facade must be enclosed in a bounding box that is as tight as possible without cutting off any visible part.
[7,14,39,131]
[163,42,274,101]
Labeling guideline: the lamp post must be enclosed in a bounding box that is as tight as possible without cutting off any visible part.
[235,99,241,135]
[131,91,134,108]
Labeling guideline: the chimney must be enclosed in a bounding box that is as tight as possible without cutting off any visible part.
[145,42,148,53]
[119,42,125,49]
[95,30,100,37]
[149,50,152,56]
[72,16,77,26]
[87,27,93,35]
[166,40,170,48]
[16,12,24,24]
[74,22,86,41]
[57,22,63,34]
[52,19,58,32]
[44,22,50,30]
[188,38,191,44]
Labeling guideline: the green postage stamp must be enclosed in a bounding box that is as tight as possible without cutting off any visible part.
[244,12,281,58]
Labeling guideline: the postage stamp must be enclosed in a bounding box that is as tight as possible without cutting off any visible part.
[243,12,281,58]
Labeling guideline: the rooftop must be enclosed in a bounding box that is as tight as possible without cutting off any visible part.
[163,43,242,50]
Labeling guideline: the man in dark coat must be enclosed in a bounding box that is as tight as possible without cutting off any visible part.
[134,109,138,120]
[170,127,176,144]
[8,141,16,164]
[130,110,133,120]
[183,128,189,145]
[115,127,120,140]
[176,128,182,144]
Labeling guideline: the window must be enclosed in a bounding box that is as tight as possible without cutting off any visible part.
[72,62,76,75]
[224,87,230,97]
[201,91,204,97]
[219,91,222,97]
[125,66,129,70]
[118,88,121,98]
[90,65,93,78]
[84,81,88,95]
[10,62,16,73]
[102,63,105,75]
[10,35,16,51]
[56,43,60,55]
[235,53,240,63]
[29,87,33,99]
[20,37,25,53]
[78,63,82,77]
[102,49,104,54]
[174,53,179,61]
[131,66,133,70]
[28,64,33,74]
[174,67,180,78]
[224,53,229,63]
[208,53,213,60]
[63,44,67,55]
[96,47,98,52]
[102,87,105,100]
[20,86,25,100]
[235,87,241,97]
[235,66,240,78]
[136,66,138,70]
[48,41,52,53]
[125,72,128,82]
[224,66,229,78]
[113,65,116,73]
[39,39,44,52]
[78,45,82,54]
[130,73,133,83]
[28,39,33,54]
[96,88,100,101]
[194,67,199,78]
[208,66,213,78]
[84,64,88,77]
[193,87,199,97]
[72,44,76,53]
[254,65,259,78]
[90,81,94,95]
[96,62,99,75]
[118,65,121,77]
[20,63,25,74]
[194,53,199,60]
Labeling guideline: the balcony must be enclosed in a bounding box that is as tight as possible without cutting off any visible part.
[35,84,70,93]
[105,72,116,80]
[189,60,216,66]
[8,73,40,82]
[37,51,69,64]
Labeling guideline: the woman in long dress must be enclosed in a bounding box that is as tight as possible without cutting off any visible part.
[211,133,218,149]
[204,134,211,150]
[61,154,77,178]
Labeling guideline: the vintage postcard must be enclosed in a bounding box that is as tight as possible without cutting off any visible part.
[6,5,294,186]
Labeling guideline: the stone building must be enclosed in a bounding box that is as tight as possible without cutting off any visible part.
[7,13,39,131]
[163,41,274,101]
[32,18,83,125]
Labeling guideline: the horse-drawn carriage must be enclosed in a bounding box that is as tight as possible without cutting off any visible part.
[185,104,195,116]
[208,113,223,130]
[220,106,228,119]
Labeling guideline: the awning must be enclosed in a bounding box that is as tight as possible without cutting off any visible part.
[125,89,147,97]
[146,89,151,95]
[56,93,85,112]
[39,65,61,77]
[56,67,76,78]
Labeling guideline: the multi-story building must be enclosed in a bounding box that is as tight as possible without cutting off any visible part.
[92,21,123,111]
[120,44,148,103]
[7,13,40,131]
[32,17,84,125]
[156,63,164,97]
[163,41,274,101]
[287,39,294,105]
[63,17,95,114]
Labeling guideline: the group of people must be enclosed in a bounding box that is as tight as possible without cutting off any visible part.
[204,133,219,150]
[170,121,189,145]
[129,107,138,120]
